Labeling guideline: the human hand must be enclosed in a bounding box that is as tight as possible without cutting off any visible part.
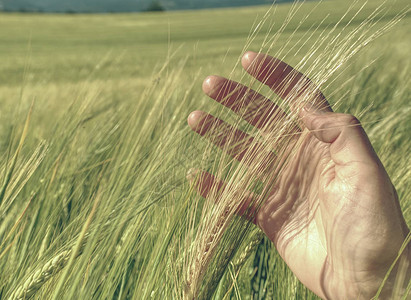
[187,51,410,299]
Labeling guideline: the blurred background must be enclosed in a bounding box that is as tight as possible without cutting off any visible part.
[1,0,289,13]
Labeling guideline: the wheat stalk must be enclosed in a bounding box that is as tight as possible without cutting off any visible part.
[183,1,408,299]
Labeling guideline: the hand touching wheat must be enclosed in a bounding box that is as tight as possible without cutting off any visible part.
[187,51,410,299]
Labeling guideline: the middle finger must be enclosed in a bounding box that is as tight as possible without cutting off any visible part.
[202,75,300,136]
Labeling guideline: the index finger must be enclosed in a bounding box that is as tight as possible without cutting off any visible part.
[241,51,332,114]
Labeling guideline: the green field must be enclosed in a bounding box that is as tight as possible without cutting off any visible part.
[0,0,410,298]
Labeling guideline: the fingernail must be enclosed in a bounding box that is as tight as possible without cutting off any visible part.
[242,51,258,67]
[202,76,213,93]
[243,51,257,61]
[187,111,205,129]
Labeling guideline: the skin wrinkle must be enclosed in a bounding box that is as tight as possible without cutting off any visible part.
[322,199,403,289]
[330,169,400,218]
[261,134,322,248]
[323,245,400,298]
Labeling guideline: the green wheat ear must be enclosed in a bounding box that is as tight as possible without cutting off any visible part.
[10,249,72,300]
[0,1,409,299]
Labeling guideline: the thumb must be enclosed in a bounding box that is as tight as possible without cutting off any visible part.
[302,111,380,166]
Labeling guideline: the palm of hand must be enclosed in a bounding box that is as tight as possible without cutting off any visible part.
[188,51,409,299]
[260,131,403,299]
